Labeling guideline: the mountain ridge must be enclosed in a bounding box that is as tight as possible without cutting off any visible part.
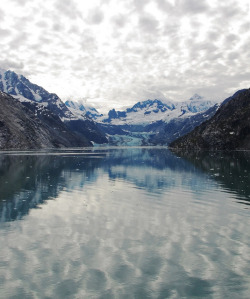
[0,69,108,145]
[0,91,92,149]
[170,89,250,150]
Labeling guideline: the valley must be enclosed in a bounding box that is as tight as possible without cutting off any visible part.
[0,68,249,150]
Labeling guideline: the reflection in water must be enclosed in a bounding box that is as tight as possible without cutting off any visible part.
[0,147,250,298]
[170,149,250,204]
[0,153,103,222]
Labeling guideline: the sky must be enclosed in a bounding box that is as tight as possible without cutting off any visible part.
[0,0,250,112]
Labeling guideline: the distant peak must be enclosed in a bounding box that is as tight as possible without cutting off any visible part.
[189,93,203,101]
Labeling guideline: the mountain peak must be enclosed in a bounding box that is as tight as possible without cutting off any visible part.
[189,94,203,101]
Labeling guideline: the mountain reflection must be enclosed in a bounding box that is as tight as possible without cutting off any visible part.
[0,148,203,222]
[0,153,103,222]
[170,149,250,204]
[1,147,249,222]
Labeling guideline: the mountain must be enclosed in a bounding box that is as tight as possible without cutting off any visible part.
[0,91,91,149]
[170,89,250,150]
[99,97,216,126]
[0,69,107,145]
[145,104,219,145]
[0,68,221,148]
[0,68,73,119]
[92,97,218,145]
[65,100,103,120]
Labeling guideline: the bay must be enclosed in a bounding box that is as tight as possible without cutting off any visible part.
[0,147,250,299]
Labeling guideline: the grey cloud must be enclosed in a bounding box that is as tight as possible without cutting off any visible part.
[138,14,159,34]
[224,34,239,45]
[216,2,242,19]
[37,34,52,45]
[0,28,11,38]
[156,0,174,11]
[11,0,28,6]
[133,0,151,11]
[227,51,239,61]
[163,23,181,38]
[206,30,222,42]
[80,32,97,51]
[240,22,250,33]
[35,20,49,29]
[68,25,81,35]
[0,8,5,22]
[9,32,29,49]
[71,58,85,71]
[177,0,209,14]
[54,0,81,19]
[192,41,218,54]
[0,60,24,70]
[52,22,65,32]
[87,8,104,25]
[112,14,127,28]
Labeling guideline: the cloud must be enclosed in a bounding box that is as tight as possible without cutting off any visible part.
[87,8,104,24]
[133,0,152,12]
[0,0,249,110]
[177,0,209,14]
[0,8,5,22]
[54,0,81,19]
[0,150,249,298]
[35,20,49,28]
[0,59,24,70]
[138,14,159,34]
[0,28,11,38]
[112,14,127,28]
[11,0,28,6]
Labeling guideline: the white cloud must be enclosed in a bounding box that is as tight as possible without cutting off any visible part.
[0,0,249,111]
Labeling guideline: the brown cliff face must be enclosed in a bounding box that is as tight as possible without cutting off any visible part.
[170,89,250,150]
[0,91,91,149]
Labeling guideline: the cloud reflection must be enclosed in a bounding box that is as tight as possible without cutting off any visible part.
[0,148,250,298]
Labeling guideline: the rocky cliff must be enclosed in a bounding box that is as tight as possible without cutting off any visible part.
[170,89,250,150]
[0,91,91,149]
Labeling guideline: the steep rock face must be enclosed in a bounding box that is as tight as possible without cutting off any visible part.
[0,69,107,145]
[0,69,73,119]
[65,119,108,144]
[0,91,91,149]
[170,89,250,150]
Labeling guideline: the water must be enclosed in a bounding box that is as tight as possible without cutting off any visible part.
[0,147,250,299]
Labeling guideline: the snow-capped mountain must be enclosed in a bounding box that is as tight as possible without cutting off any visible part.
[100,97,217,126]
[0,68,221,148]
[0,68,75,120]
[170,89,250,150]
[0,91,92,149]
[0,69,108,145]
[64,95,219,146]
[65,100,103,120]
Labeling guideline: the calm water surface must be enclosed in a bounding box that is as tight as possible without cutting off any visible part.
[0,147,250,299]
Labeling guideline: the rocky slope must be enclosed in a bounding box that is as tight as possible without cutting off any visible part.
[170,89,250,150]
[0,69,107,145]
[0,91,91,149]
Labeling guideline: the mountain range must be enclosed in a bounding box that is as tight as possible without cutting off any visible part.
[1,68,248,150]
[0,69,107,149]
[0,90,91,149]
[170,89,250,150]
